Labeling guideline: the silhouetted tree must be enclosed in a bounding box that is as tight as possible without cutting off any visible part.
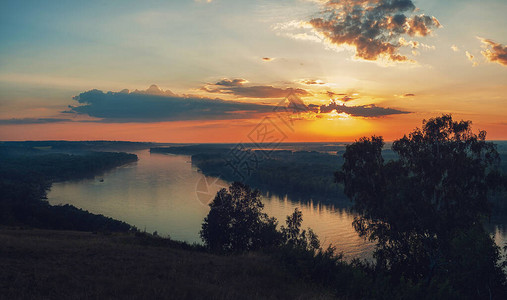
[200,182,279,253]
[281,208,320,252]
[336,115,506,299]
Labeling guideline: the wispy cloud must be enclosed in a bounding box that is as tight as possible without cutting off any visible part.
[326,91,347,98]
[465,51,478,67]
[299,79,326,85]
[202,79,311,98]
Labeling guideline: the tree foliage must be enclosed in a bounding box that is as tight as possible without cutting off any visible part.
[200,182,279,253]
[336,115,506,298]
[280,208,320,252]
[200,183,328,255]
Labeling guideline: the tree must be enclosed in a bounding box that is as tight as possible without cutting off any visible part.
[281,208,320,252]
[336,115,506,298]
[200,182,279,253]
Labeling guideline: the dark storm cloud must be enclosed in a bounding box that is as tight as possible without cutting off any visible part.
[309,0,441,62]
[66,87,276,122]
[480,38,507,67]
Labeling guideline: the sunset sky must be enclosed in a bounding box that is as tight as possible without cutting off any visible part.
[1,0,506,142]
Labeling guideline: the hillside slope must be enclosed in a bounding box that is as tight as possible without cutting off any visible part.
[0,229,335,300]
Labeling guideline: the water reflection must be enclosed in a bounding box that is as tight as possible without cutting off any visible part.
[48,149,504,260]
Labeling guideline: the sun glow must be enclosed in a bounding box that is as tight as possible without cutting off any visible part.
[297,116,372,141]
[328,110,351,120]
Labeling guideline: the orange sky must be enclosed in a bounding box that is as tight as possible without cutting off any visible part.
[1,112,505,143]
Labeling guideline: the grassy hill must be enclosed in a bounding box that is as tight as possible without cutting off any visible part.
[0,228,335,300]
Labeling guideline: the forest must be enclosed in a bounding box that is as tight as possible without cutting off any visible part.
[0,143,138,231]
[152,145,346,202]
[2,140,153,152]
[151,140,507,210]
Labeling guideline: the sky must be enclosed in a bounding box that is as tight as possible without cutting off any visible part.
[0,0,506,143]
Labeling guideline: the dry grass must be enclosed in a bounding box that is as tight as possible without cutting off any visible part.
[0,228,336,299]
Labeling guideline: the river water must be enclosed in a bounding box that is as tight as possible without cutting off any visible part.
[47,149,506,260]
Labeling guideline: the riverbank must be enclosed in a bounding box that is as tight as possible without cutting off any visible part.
[0,146,138,231]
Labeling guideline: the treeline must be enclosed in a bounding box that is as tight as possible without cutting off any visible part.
[150,144,230,155]
[0,146,137,231]
[153,143,507,210]
[2,140,153,152]
[195,151,345,200]
[153,145,347,202]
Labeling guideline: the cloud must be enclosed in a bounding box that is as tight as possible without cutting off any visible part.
[451,45,459,52]
[339,95,355,102]
[262,57,275,61]
[404,93,415,97]
[284,94,410,118]
[306,0,441,62]
[318,101,409,117]
[223,86,311,98]
[325,91,357,102]
[215,78,248,87]
[465,51,478,67]
[479,38,507,67]
[326,91,347,98]
[128,84,177,96]
[67,86,277,122]
[202,79,311,98]
[62,85,408,123]
[299,79,326,85]
[0,118,74,125]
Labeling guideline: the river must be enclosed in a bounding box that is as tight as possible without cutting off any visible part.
[47,149,506,260]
